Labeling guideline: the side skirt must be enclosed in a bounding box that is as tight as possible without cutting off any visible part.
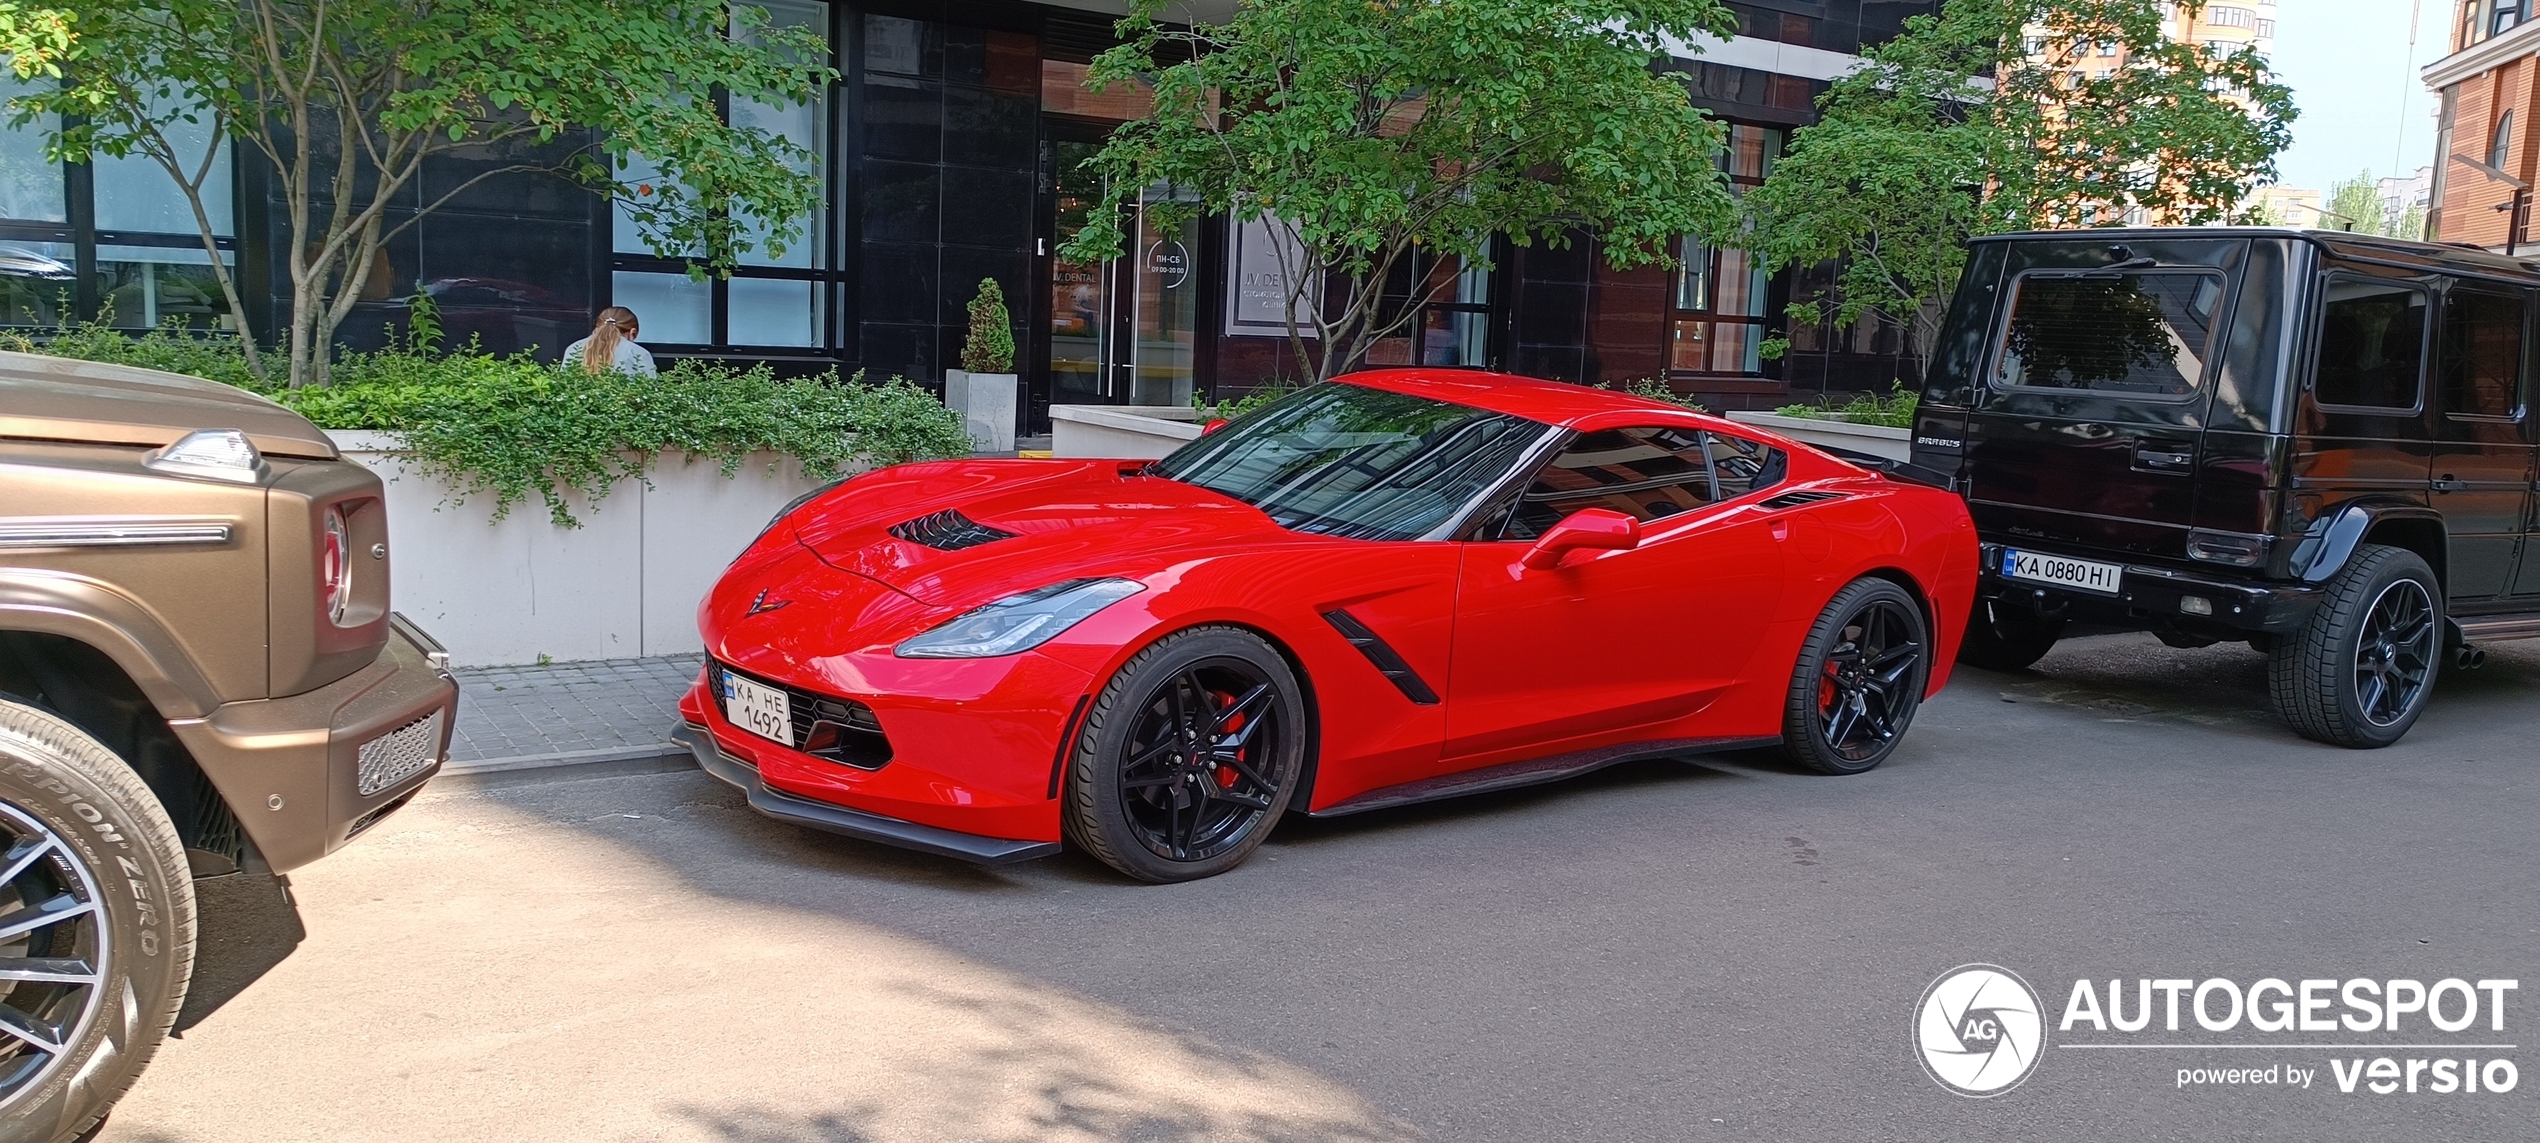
[1307,736,1782,819]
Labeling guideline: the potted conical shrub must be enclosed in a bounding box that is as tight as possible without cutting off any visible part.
[944,277,1018,452]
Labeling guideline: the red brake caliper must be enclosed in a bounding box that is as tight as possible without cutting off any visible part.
[1212,689,1243,787]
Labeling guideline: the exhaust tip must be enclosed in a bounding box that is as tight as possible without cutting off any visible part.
[2455,644,2488,671]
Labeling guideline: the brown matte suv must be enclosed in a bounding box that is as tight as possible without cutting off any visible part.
[0,351,456,1141]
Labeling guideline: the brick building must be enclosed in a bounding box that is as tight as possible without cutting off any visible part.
[2425,1,2540,248]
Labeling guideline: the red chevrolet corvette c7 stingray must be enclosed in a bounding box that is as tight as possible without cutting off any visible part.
[675,369,1978,881]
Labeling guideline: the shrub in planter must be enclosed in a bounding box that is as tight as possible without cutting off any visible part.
[947,278,1019,451]
[7,323,972,526]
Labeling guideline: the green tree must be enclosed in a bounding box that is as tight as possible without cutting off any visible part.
[1063,0,1741,382]
[2324,169,2390,235]
[16,1,834,387]
[0,4,76,78]
[1744,0,2295,375]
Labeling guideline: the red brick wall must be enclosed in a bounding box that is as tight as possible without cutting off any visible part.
[2435,56,2540,249]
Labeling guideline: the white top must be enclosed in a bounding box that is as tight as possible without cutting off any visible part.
[560,336,658,377]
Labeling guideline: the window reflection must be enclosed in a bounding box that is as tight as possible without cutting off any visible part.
[100,245,235,330]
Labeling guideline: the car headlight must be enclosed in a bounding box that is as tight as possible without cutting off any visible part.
[894,578,1144,659]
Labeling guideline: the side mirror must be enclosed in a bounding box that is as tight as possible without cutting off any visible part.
[1521,508,1639,571]
[1201,418,1230,435]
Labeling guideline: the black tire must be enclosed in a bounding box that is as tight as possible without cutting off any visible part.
[0,699,195,1143]
[1781,579,1931,776]
[2268,544,2443,749]
[1063,627,1306,883]
[1956,598,2066,672]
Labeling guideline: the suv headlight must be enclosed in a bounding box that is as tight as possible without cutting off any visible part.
[894,579,1144,659]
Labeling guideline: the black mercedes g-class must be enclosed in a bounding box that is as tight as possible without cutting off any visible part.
[1911,228,2540,748]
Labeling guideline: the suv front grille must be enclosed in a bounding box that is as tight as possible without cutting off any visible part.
[889,509,1017,551]
[711,662,893,770]
[356,711,443,795]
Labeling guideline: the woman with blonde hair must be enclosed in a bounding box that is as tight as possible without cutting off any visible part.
[561,306,657,376]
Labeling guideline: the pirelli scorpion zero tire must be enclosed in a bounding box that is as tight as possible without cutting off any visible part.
[2268,544,2444,749]
[1063,627,1306,883]
[0,699,195,1143]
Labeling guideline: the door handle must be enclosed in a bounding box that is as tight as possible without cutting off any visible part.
[2433,475,2468,493]
[2132,444,2194,471]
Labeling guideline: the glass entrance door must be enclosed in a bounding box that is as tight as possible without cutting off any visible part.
[1043,139,1201,411]
[1120,189,1198,407]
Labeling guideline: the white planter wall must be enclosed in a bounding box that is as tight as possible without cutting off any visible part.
[1724,410,1912,461]
[1049,405,1204,459]
[330,431,844,667]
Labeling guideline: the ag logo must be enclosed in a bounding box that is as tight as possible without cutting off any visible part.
[1914,964,2045,1096]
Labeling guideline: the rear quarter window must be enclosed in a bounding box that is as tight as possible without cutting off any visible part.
[1994,271,2225,398]
[2312,279,2429,412]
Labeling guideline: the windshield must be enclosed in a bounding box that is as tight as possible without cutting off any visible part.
[1152,382,1547,541]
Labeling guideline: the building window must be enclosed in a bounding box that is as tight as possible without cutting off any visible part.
[2255,18,2275,37]
[2024,36,2048,55]
[2206,6,2256,28]
[612,0,832,350]
[0,73,237,330]
[1665,124,1777,377]
[1363,247,1495,368]
[2496,0,2524,35]
[2492,110,2514,171]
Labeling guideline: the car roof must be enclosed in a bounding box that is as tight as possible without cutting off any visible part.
[1336,368,1720,430]
[1974,226,2540,284]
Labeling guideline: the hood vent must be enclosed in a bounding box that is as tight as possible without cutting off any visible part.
[888,508,1018,551]
[1758,490,1846,510]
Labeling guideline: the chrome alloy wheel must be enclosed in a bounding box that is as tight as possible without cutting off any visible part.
[1815,598,1924,764]
[0,798,108,1113]
[2352,578,2437,728]
[1116,659,1288,863]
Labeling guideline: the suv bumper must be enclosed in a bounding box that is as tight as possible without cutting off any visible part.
[1978,544,2325,635]
[167,613,458,872]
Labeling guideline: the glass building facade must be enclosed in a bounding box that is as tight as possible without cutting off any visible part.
[6,0,1931,427]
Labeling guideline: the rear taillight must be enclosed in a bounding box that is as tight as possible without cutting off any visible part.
[320,508,352,625]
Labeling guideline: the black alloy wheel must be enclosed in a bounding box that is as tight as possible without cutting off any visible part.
[1782,579,1930,775]
[2352,579,2438,727]
[1065,627,1306,883]
[2269,543,2443,748]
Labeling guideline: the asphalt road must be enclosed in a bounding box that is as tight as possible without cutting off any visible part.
[97,632,2540,1142]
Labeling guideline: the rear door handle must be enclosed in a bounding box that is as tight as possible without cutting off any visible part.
[2132,444,2194,471]
[2433,475,2469,493]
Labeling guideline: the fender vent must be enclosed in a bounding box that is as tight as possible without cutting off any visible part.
[1758,490,1846,510]
[1320,610,1441,706]
[889,509,1017,551]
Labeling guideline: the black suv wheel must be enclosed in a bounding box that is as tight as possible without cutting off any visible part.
[0,699,195,1143]
[1956,598,2067,672]
[2267,544,2444,749]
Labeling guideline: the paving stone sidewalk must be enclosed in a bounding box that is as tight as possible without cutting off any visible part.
[447,654,703,770]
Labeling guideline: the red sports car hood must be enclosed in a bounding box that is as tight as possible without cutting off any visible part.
[788,459,1302,607]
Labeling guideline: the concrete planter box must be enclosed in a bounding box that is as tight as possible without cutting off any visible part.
[329,430,850,667]
[943,369,1019,452]
[1725,410,1912,462]
[1049,404,1205,459]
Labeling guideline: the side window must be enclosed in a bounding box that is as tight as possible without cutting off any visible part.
[1995,271,2224,397]
[1500,426,1716,540]
[2438,287,2527,421]
[2313,280,2430,412]
[1704,432,1787,498]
